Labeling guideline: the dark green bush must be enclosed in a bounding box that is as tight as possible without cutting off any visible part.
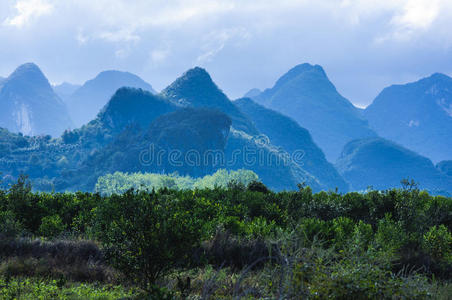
[96,190,204,289]
[39,215,65,238]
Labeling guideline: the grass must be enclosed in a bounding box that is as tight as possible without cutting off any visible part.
[0,277,138,300]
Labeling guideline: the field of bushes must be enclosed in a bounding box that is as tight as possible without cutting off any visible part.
[1,175,452,299]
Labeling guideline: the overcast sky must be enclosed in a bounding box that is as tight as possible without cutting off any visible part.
[1,0,452,107]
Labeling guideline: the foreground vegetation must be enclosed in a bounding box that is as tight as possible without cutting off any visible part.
[1,175,452,298]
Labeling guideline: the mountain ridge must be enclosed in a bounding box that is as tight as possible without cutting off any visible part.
[67,70,156,127]
[336,137,452,195]
[235,97,348,192]
[161,67,259,135]
[0,63,72,137]
[251,63,376,161]
[364,72,452,162]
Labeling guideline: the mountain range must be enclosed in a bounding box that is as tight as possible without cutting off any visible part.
[249,63,376,161]
[437,161,452,177]
[336,138,452,195]
[65,70,156,127]
[161,67,258,135]
[364,73,452,163]
[53,82,81,100]
[0,62,451,194]
[0,67,334,192]
[0,63,72,137]
[234,97,348,192]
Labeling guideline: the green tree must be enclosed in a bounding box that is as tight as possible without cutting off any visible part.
[96,190,203,289]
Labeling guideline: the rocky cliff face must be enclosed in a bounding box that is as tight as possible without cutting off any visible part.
[0,63,72,137]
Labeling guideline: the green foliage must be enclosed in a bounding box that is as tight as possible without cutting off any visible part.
[39,215,65,238]
[1,175,452,297]
[306,256,432,299]
[374,214,406,256]
[331,217,355,250]
[96,190,204,289]
[95,169,259,195]
[351,220,374,251]
[422,225,452,262]
[0,211,23,238]
[0,277,138,299]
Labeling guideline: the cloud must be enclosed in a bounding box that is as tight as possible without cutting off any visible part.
[1,0,452,106]
[197,28,250,63]
[393,0,440,30]
[150,48,170,64]
[385,0,442,41]
[3,0,53,28]
[98,29,140,43]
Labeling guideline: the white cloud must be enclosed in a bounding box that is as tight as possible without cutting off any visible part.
[3,0,53,28]
[387,0,441,41]
[98,29,140,43]
[150,49,170,64]
[1,0,452,105]
[393,0,440,30]
[197,28,250,63]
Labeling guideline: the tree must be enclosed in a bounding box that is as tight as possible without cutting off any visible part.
[96,190,203,289]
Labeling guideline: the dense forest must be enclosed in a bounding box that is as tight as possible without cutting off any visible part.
[1,176,452,298]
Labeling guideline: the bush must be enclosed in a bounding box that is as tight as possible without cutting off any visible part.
[0,211,23,239]
[39,215,65,238]
[374,214,406,256]
[422,225,452,262]
[96,190,204,289]
[203,228,273,269]
[0,238,112,283]
[331,217,355,250]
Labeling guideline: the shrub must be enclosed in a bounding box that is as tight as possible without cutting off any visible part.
[245,217,278,239]
[307,257,432,299]
[39,215,65,238]
[247,181,270,194]
[374,214,406,256]
[422,225,452,262]
[202,228,272,269]
[351,220,373,251]
[331,217,355,250]
[296,218,331,245]
[0,211,23,239]
[96,190,204,289]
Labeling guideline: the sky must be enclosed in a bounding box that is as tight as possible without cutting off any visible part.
[1,0,452,107]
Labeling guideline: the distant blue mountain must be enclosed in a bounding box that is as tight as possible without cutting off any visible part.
[336,137,452,195]
[67,70,156,127]
[161,67,259,135]
[243,88,262,98]
[53,82,81,101]
[250,63,376,161]
[45,69,335,192]
[364,73,452,163]
[235,97,348,192]
[437,161,452,177]
[0,63,72,137]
